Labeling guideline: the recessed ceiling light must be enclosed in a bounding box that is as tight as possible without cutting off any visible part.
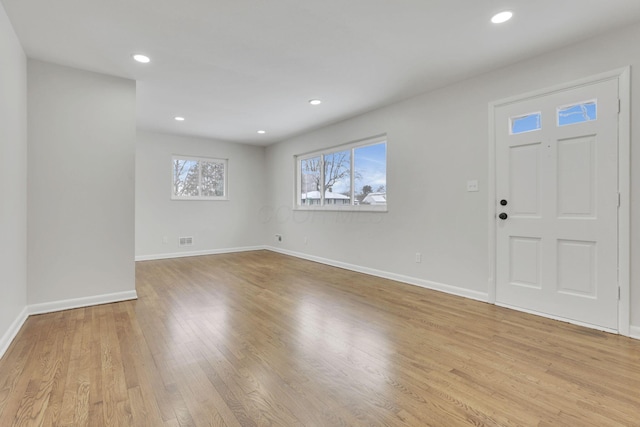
[174,116,185,121]
[309,99,322,106]
[491,11,513,24]
[132,54,151,63]
[257,130,266,134]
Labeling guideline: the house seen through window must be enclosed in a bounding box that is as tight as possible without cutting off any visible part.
[297,136,387,210]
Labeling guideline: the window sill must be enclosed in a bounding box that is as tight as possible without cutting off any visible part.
[171,197,229,201]
[293,205,388,213]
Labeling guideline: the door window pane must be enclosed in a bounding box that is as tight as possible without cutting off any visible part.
[510,112,541,135]
[558,101,597,127]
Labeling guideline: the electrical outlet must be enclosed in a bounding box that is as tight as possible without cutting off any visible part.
[275,234,282,242]
[162,236,168,244]
[415,252,422,263]
[467,180,479,192]
[304,236,308,245]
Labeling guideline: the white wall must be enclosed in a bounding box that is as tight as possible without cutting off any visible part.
[265,22,640,329]
[135,131,266,259]
[27,60,136,307]
[0,2,28,356]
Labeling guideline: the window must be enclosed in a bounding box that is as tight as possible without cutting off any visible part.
[172,155,227,200]
[510,112,541,135]
[558,100,597,127]
[296,136,387,211]
[508,100,598,134]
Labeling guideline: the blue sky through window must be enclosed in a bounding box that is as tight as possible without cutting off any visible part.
[558,101,596,126]
[325,142,386,196]
[354,142,386,194]
[511,112,541,134]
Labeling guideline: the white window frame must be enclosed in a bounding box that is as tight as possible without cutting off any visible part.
[171,155,228,201]
[295,135,387,212]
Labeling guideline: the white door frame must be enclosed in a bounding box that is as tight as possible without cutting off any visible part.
[487,67,631,336]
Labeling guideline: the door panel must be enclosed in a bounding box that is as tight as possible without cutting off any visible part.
[509,237,542,289]
[495,78,619,330]
[556,239,596,297]
[510,143,541,217]
[557,135,595,217]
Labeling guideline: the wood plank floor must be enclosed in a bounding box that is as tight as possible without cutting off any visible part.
[1,251,640,426]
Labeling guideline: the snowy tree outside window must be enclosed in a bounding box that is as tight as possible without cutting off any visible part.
[172,156,228,200]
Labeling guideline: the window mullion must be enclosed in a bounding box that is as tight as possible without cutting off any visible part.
[298,159,302,205]
[350,148,355,205]
[197,160,203,197]
[320,156,325,206]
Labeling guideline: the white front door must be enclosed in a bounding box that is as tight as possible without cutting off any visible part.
[495,78,619,330]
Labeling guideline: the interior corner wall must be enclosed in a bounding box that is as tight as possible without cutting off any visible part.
[135,131,267,259]
[0,2,28,354]
[27,60,136,306]
[264,22,640,329]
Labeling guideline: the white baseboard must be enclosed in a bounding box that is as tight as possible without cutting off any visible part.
[137,245,488,302]
[135,245,266,261]
[1,291,138,360]
[266,246,489,303]
[0,306,29,360]
[28,290,138,316]
[266,247,640,338]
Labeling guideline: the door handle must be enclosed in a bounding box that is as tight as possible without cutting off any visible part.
[499,212,508,220]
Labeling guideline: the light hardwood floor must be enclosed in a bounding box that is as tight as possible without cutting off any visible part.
[1,251,639,426]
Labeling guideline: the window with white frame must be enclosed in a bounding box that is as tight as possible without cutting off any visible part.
[296,136,387,211]
[172,155,228,200]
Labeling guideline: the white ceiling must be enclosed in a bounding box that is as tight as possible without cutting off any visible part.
[4,0,640,146]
